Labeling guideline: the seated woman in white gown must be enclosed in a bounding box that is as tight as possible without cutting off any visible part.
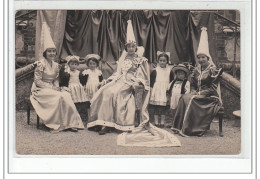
[88,20,181,147]
[87,21,150,135]
[30,22,84,133]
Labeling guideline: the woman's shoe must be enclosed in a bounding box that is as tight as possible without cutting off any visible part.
[94,126,102,132]
[160,124,165,128]
[197,132,205,137]
[154,124,159,128]
[171,127,179,134]
[98,126,107,135]
[70,128,78,132]
[179,131,190,137]
[50,129,59,134]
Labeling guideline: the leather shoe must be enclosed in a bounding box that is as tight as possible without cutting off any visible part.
[98,127,108,135]
[155,124,159,128]
[70,128,78,132]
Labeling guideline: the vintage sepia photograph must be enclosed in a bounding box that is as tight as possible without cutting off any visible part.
[14,9,241,156]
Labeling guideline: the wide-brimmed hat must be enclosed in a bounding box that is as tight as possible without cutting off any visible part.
[172,64,190,75]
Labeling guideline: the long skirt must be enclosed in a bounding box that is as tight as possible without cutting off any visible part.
[172,94,221,136]
[30,88,84,131]
[87,79,135,131]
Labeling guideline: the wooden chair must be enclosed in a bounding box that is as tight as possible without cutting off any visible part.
[216,106,224,137]
[22,63,41,129]
[25,96,40,129]
[207,106,224,137]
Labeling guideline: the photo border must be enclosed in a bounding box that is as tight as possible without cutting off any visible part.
[3,0,257,177]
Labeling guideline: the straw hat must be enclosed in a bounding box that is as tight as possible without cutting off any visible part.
[172,63,190,75]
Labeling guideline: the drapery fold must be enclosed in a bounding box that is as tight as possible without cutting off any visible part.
[35,10,67,61]
[60,10,196,65]
[61,11,101,59]
[188,11,216,65]
[35,10,216,75]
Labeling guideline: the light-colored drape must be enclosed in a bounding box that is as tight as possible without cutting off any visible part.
[35,10,67,61]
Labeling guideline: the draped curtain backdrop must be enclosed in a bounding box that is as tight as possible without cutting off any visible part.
[35,10,67,61]
[35,10,216,75]
[188,11,216,65]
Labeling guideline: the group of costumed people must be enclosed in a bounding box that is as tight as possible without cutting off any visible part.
[30,20,222,147]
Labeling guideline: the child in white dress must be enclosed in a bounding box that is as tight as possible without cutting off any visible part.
[81,54,104,121]
[61,55,87,103]
[150,51,174,128]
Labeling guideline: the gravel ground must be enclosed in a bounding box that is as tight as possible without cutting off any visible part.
[16,110,241,155]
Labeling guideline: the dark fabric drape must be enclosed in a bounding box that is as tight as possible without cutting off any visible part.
[60,10,215,68]
[61,10,193,64]
[188,11,216,65]
[61,11,101,58]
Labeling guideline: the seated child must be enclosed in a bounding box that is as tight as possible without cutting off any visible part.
[60,55,87,103]
[80,54,104,121]
[166,64,190,131]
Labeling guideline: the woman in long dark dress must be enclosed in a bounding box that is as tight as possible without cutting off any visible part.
[171,27,223,137]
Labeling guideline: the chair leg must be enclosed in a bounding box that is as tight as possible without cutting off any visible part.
[37,115,40,129]
[27,103,30,125]
[218,113,223,137]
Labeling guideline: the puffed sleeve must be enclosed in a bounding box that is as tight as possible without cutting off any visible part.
[80,69,89,86]
[34,61,53,89]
